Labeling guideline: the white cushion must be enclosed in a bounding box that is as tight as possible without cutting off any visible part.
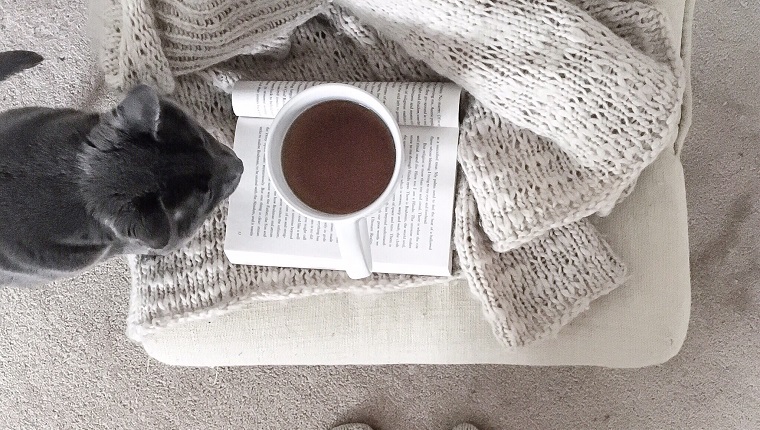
[140,0,692,368]
[142,145,690,367]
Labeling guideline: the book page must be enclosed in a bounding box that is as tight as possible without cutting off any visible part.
[224,117,458,276]
[231,81,461,128]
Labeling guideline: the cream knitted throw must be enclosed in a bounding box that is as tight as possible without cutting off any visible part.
[94,0,685,346]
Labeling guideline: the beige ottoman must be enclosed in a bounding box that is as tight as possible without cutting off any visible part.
[138,0,694,368]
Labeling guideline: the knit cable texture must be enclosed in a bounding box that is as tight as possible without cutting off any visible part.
[94,0,685,346]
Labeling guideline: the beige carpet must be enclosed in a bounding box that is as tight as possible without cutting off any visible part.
[0,0,758,429]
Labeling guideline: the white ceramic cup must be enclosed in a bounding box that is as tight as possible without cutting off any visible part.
[265,83,404,279]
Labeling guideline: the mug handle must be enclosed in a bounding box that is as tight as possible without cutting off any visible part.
[335,218,372,279]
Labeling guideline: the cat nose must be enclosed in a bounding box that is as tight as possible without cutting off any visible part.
[230,156,245,179]
[220,157,244,198]
[226,156,244,184]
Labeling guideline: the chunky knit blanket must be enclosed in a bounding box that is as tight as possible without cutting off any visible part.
[94,0,685,346]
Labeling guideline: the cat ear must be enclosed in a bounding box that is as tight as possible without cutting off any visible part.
[118,193,172,250]
[116,84,161,137]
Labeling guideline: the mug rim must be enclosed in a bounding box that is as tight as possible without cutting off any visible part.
[265,83,404,222]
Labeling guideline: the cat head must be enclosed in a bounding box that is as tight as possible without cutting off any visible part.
[79,84,244,253]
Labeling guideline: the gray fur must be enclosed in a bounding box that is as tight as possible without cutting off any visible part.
[0,50,42,80]
[0,51,243,287]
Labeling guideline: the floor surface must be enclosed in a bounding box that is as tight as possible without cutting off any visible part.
[0,0,758,429]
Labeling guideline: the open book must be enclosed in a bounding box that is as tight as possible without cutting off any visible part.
[224,81,462,276]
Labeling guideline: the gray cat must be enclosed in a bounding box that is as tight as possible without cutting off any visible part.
[0,50,244,287]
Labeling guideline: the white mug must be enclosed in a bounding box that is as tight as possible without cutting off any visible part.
[265,83,404,279]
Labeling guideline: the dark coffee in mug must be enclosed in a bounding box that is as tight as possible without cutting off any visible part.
[281,100,397,215]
